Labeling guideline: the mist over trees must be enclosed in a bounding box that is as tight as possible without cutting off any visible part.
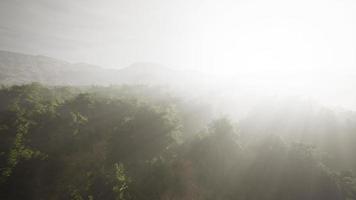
[0,83,355,200]
[1,0,356,198]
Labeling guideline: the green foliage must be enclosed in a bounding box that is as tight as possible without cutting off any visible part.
[113,163,131,200]
[0,83,354,200]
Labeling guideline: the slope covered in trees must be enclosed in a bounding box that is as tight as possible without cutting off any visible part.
[0,83,355,200]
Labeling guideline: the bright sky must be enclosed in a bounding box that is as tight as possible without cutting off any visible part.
[0,0,356,109]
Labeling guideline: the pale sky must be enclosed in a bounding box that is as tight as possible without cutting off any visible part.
[0,0,356,109]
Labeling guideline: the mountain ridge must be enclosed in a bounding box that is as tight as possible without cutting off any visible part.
[0,50,210,86]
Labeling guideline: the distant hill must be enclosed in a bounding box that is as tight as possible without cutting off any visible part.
[0,50,213,87]
[0,50,116,85]
[0,50,304,118]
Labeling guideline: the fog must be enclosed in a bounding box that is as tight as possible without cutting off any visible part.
[1,1,356,199]
[1,0,356,109]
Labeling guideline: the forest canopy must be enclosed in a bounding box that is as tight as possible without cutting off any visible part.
[0,83,355,200]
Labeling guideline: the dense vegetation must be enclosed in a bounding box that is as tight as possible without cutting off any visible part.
[0,83,355,200]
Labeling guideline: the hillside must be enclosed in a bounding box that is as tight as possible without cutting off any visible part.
[0,83,355,200]
[0,50,213,87]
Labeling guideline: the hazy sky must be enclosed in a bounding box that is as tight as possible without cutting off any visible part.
[0,0,356,109]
